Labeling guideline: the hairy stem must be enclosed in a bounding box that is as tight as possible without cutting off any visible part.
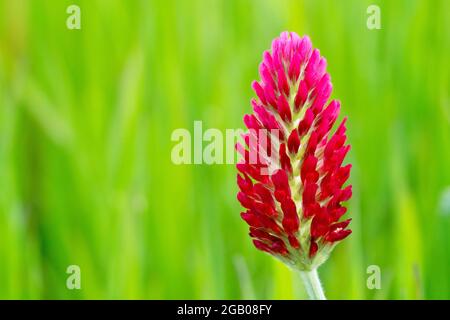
[299,269,326,300]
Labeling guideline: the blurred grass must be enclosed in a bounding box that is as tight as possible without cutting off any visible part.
[0,0,449,299]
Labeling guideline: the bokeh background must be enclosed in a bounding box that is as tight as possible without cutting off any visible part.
[0,0,449,299]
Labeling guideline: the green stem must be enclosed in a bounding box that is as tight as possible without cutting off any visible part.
[299,269,326,300]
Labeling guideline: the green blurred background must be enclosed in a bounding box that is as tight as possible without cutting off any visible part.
[0,0,449,299]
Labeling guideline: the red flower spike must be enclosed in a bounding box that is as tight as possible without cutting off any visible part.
[325,229,352,242]
[253,239,272,254]
[237,174,253,193]
[237,32,352,272]
[281,198,299,234]
[277,66,290,96]
[279,144,293,175]
[288,52,301,81]
[240,211,262,228]
[277,95,292,122]
[294,80,309,111]
[330,218,352,232]
[253,183,274,206]
[298,108,314,137]
[252,81,267,105]
[288,234,300,249]
[237,192,253,210]
[309,240,318,258]
[301,155,318,183]
[287,130,300,154]
[271,169,288,186]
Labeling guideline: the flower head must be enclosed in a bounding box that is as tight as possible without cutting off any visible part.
[237,32,352,271]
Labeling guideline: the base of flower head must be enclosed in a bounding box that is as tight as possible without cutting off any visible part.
[273,218,340,272]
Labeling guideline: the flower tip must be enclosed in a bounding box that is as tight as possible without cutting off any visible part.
[301,35,311,43]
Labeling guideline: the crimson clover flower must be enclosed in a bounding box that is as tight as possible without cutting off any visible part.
[236,32,352,299]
